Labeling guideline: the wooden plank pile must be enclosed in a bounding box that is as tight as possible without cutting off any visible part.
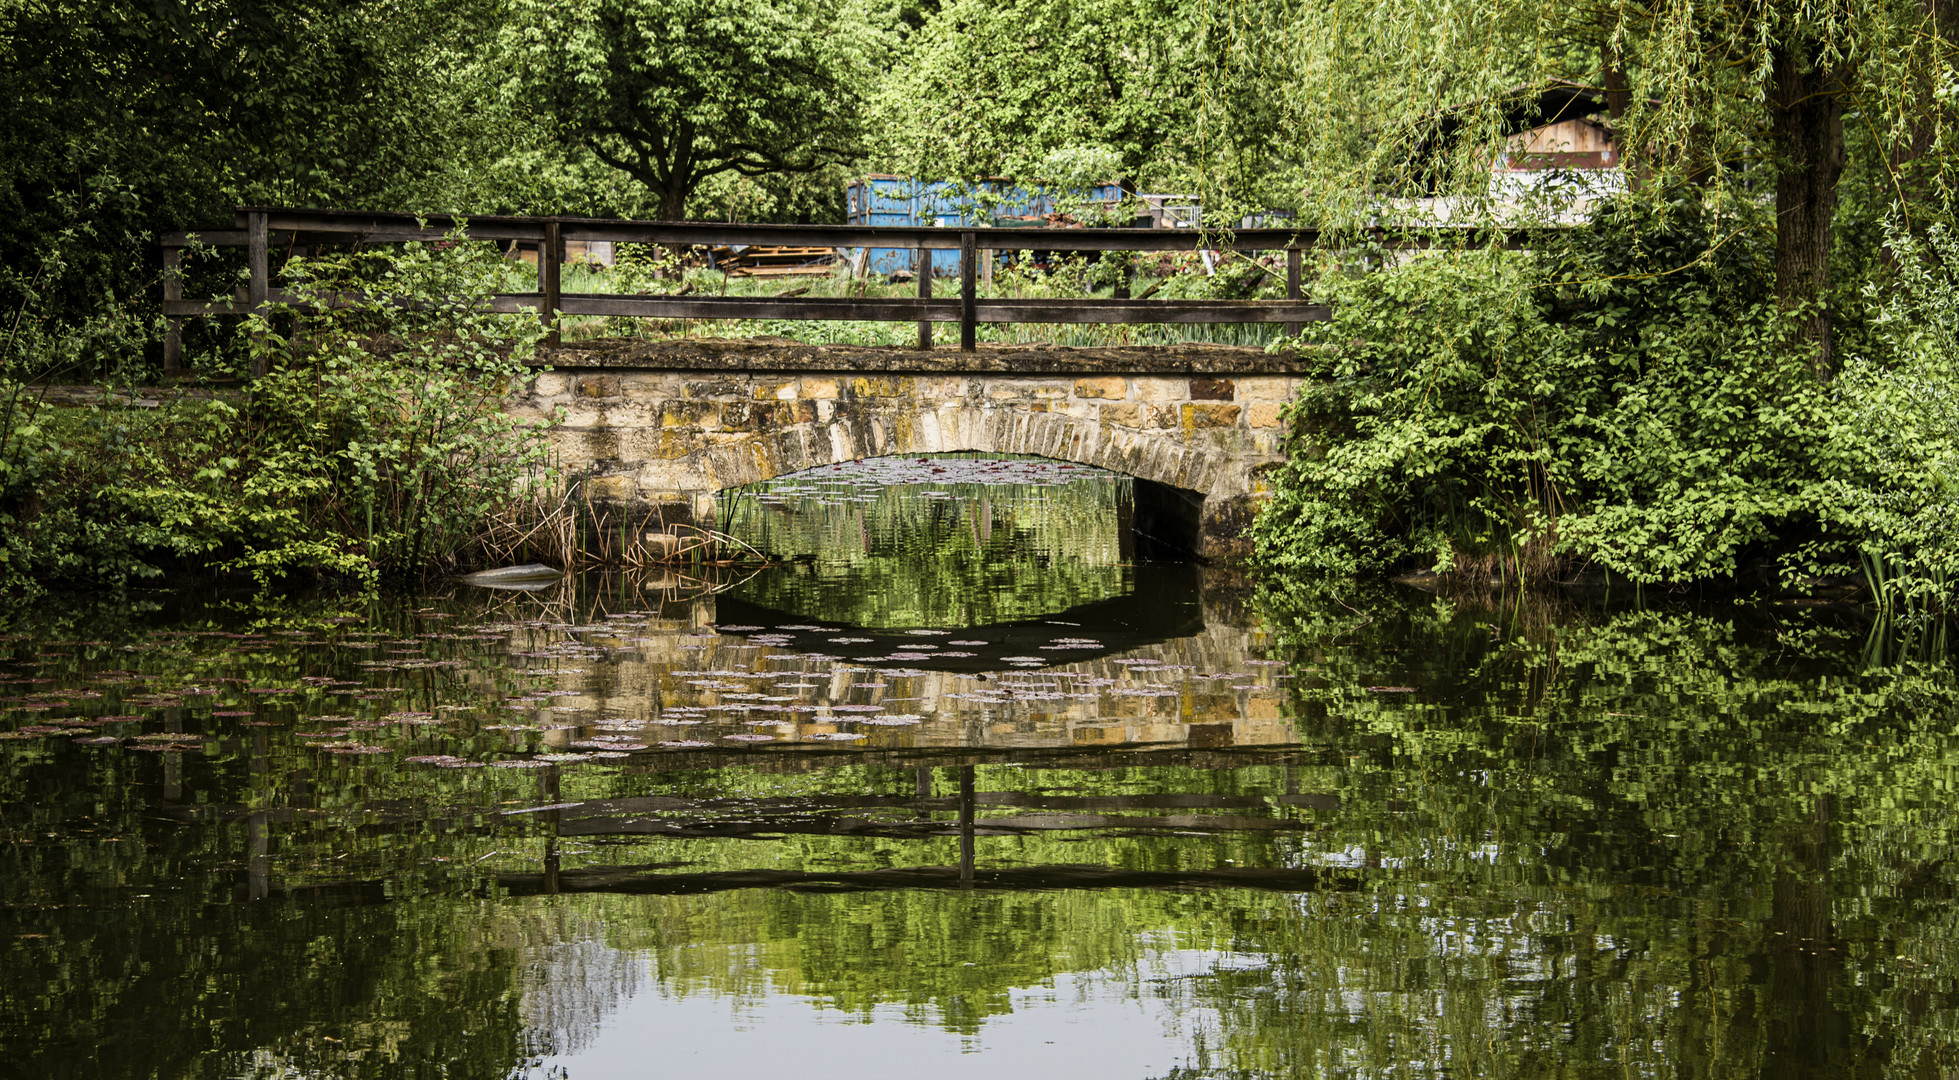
[708,245,840,278]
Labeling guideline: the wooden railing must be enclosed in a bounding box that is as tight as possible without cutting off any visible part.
[160,207,1360,370]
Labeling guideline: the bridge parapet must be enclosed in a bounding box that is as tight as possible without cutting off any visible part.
[515,340,1313,560]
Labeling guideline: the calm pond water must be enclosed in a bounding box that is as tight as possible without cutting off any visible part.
[2,455,1956,1079]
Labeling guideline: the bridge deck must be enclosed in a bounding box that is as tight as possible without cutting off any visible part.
[538,337,1323,374]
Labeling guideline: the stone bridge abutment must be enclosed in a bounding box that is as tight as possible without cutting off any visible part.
[515,340,1309,560]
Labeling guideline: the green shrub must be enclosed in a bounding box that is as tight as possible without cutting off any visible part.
[0,232,557,594]
[1832,223,1959,611]
[1251,197,1900,591]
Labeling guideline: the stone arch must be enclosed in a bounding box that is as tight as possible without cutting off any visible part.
[687,405,1239,499]
[658,405,1235,557]
[533,368,1294,561]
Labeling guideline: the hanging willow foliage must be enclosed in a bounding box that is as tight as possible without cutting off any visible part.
[1193,0,1959,373]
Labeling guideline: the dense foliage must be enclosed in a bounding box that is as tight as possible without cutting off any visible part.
[0,238,554,595]
[1251,197,1958,604]
[2,0,1956,604]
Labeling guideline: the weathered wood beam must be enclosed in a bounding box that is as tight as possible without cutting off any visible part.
[960,231,977,351]
[495,862,1344,896]
[246,211,268,376]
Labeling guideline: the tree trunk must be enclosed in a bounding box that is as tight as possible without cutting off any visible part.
[659,177,689,223]
[1770,39,1849,379]
[1763,795,1858,1079]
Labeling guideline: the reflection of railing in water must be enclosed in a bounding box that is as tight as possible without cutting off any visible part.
[499,765,1346,896]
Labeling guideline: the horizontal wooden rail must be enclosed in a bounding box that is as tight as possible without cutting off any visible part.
[160,205,1403,371]
[170,291,1333,325]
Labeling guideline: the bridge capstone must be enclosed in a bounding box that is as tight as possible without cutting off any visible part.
[513,340,1310,560]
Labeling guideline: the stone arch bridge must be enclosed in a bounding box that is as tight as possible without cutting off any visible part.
[517,339,1311,560]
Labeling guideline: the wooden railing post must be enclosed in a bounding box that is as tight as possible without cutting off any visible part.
[959,231,977,352]
[1285,246,1303,337]
[915,244,931,350]
[162,247,182,374]
[542,220,562,347]
[247,211,269,376]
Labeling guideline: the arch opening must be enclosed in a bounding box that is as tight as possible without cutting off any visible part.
[707,452,1203,632]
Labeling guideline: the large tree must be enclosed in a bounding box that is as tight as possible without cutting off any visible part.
[872,0,1205,199]
[1214,0,1959,376]
[504,0,885,222]
[0,0,531,352]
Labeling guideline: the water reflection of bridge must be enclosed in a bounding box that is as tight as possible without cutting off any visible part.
[517,566,1298,759]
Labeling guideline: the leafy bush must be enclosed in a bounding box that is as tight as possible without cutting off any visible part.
[1833,223,1959,610]
[1251,197,1899,590]
[0,234,557,595]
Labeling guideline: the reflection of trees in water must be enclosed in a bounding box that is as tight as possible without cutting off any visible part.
[724,475,1132,627]
[7,585,1959,1077]
[518,935,646,1058]
[1208,588,1959,1078]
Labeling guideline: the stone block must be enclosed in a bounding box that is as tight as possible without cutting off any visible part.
[718,401,761,432]
[584,474,638,501]
[1132,378,1185,404]
[1073,376,1127,399]
[1147,405,1180,429]
[1099,402,1145,426]
[986,380,1072,401]
[798,377,840,399]
[532,373,568,397]
[848,376,906,398]
[1183,403,1242,429]
[660,401,719,429]
[913,376,969,400]
[761,381,797,401]
[557,406,610,428]
[574,375,621,399]
[619,373,686,399]
[1233,376,1296,402]
[1246,401,1285,428]
[1188,377,1235,401]
[682,376,748,398]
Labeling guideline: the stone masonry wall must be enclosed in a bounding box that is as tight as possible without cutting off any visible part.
[513,344,1310,560]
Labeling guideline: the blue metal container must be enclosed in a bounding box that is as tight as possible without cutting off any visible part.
[843,176,1124,277]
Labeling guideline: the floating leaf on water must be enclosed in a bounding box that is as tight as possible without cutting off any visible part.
[321,743,390,755]
[72,736,121,745]
[723,733,774,742]
[488,759,550,769]
[804,732,866,741]
[1367,687,1417,693]
[656,740,712,748]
